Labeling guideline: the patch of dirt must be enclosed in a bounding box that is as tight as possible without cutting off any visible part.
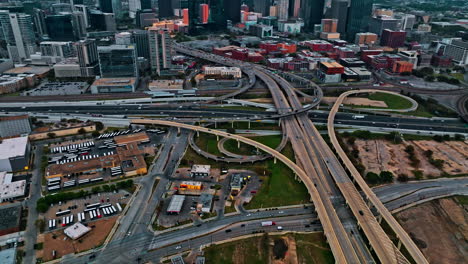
[42,216,117,261]
[270,236,298,264]
[412,140,468,175]
[396,198,468,264]
[323,97,388,107]
[350,139,468,178]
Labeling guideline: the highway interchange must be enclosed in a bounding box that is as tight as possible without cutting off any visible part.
[12,42,468,263]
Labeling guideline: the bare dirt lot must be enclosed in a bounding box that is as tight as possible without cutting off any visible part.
[412,140,468,175]
[396,197,468,264]
[351,139,468,178]
[323,97,388,107]
[42,216,117,261]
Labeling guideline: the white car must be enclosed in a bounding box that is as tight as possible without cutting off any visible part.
[175,245,182,249]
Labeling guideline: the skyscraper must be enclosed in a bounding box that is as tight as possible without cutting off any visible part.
[148,27,172,75]
[129,0,141,18]
[277,0,289,21]
[75,39,99,76]
[0,11,36,63]
[99,0,113,13]
[253,0,272,16]
[45,14,79,41]
[300,0,324,32]
[74,5,90,28]
[199,4,209,24]
[346,0,373,41]
[159,0,173,18]
[224,0,241,24]
[133,30,150,58]
[328,0,348,34]
[289,0,301,18]
[98,45,138,78]
[32,8,48,39]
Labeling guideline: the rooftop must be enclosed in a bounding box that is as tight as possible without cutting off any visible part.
[0,136,29,160]
[114,132,149,145]
[191,165,210,174]
[92,78,136,87]
[167,195,185,213]
[0,247,16,264]
[0,171,26,200]
[64,222,91,240]
[4,66,50,75]
[0,115,29,122]
[0,203,21,231]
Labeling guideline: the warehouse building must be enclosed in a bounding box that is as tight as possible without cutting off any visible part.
[0,171,26,202]
[167,195,185,215]
[0,136,30,172]
[0,115,31,138]
[64,222,91,240]
[0,204,22,236]
[190,165,210,177]
[198,193,213,213]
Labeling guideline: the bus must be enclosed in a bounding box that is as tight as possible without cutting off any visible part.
[56,209,71,217]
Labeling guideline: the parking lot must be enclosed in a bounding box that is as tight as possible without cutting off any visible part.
[44,128,165,192]
[43,191,130,231]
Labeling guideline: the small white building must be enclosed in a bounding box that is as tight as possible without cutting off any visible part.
[203,66,242,78]
[190,164,211,177]
[0,136,30,172]
[64,222,91,240]
[0,171,26,202]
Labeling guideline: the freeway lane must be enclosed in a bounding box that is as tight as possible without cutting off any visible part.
[328,90,430,264]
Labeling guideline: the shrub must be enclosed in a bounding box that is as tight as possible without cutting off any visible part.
[397,174,409,182]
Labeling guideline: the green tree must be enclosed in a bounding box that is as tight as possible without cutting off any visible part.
[47,132,56,139]
[95,122,104,131]
[78,128,86,134]
[379,171,394,183]
[365,172,380,184]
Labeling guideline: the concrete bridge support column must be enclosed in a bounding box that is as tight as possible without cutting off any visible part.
[214,121,217,128]
[177,127,180,134]
[248,120,250,129]
[274,157,277,164]
[377,215,382,224]
[397,239,402,250]
[231,121,234,128]
[216,135,219,141]
[197,130,199,137]
[237,140,240,148]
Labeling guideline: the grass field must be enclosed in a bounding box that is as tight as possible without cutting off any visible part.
[367,92,414,109]
[451,73,465,81]
[203,232,334,264]
[244,143,309,209]
[209,105,267,112]
[223,135,283,156]
[213,121,280,130]
[194,134,223,156]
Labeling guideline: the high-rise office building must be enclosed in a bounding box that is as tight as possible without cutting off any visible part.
[209,0,227,30]
[75,39,99,77]
[369,16,400,36]
[98,45,138,78]
[72,12,87,38]
[289,0,301,18]
[253,0,272,16]
[112,0,123,19]
[199,4,209,24]
[74,5,90,28]
[115,32,132,45]
[300,0,324,32]
[183,8,189,24]
[159,0,173,18]
[129,0,151,18]
[133,30,150,58]
[346,0,373,41]
[89,10,117,32]
[277,0,289,21]
[99,0,113,13]
[33,8,48,39]
[0,11,36,63]
[225,0,241,24]
[148,27,172,75]
[45,14,82,41]
[328,0,347,34]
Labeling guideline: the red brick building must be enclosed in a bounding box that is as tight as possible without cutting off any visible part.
[392,61,413,73]
[380,29,407,48]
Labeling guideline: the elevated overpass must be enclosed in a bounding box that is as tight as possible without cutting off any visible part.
[328,90,430,263]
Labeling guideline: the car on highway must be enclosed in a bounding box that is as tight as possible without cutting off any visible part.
[225,229,232,233]
[175,245,181,249]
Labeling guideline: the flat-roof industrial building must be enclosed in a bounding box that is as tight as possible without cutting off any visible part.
[190,165,210,177]
[0,171,26,202]
[0,115,31,138]
[0,136,30,172]
[0,203,22,236]
[64,222,91,240]
[167,195,185,214]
